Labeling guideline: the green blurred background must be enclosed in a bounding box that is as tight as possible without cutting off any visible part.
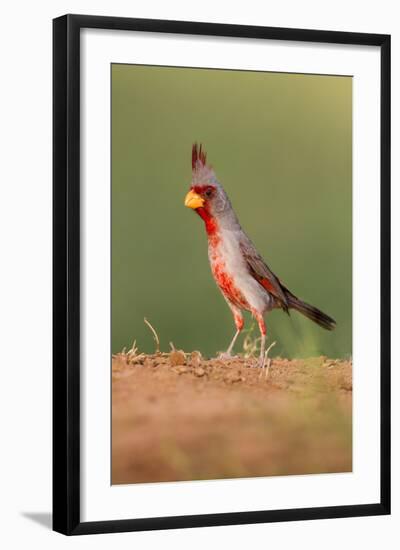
[112,64,352,358]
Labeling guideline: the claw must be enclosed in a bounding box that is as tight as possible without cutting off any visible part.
[259,341,276,378]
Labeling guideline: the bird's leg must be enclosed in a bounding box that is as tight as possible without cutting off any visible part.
[254,312,267,369]
[218,309,244,359]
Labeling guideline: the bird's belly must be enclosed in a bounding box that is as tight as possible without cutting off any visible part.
[209,239,270,313]
[211,260,250,309]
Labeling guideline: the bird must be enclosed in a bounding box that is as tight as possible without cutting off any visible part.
[184,144,336,368]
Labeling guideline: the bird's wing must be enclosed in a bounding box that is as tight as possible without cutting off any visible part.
[239,239,289,312]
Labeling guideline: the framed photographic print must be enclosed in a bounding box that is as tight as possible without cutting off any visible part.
[53,14,391,535]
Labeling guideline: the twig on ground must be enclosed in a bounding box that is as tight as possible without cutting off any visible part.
[125,338,145,364]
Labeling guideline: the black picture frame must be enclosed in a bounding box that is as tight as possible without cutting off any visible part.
[53,14,391,535]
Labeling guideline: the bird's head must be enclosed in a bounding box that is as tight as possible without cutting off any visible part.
[184,144,233,233]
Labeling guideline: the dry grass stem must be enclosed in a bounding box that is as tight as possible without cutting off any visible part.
[242,324,261,358]
[128,339,138,355]
[144,317,160,354]
[125,338,145,364]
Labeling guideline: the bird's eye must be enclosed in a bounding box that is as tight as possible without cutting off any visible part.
[205,188,213,197]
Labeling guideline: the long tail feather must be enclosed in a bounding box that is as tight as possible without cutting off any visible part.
[287,295,336,331]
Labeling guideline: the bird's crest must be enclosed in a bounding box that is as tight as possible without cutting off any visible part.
[191,143,219,186]
[192,143,207,170]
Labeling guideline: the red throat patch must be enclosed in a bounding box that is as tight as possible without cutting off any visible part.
[196,207,218,239]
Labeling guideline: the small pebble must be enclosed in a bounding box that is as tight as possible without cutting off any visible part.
[173,366,188,375]
[225,372,241,383]
[194,367,206,377]
[190,351,202,368]
[340,379,352,391]
[169,350,186,366]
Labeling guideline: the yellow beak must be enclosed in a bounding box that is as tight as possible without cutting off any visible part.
[184,189,205,209]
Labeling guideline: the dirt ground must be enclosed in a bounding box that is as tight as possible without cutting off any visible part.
[112,350,352,485]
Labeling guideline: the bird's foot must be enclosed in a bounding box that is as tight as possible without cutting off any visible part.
[257,341,276,379]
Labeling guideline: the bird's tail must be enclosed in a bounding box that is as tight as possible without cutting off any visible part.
[287,294,336,331]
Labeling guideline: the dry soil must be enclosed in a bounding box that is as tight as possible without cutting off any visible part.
[112,350,352,484]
